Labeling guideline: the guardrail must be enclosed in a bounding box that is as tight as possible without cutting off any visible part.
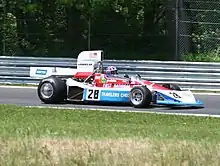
[0,56,220,91]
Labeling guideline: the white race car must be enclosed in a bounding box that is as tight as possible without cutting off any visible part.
[33,50,204,108]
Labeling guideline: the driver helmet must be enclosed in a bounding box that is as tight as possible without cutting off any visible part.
[105,66,118,76]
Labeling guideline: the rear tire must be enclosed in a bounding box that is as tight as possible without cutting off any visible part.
[162,83,181,91]
[37,75,67,104]
[129,86,152,108]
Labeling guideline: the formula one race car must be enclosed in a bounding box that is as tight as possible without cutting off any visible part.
[36,50,204,108]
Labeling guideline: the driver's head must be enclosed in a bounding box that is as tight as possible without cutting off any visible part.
[105,66,118,76]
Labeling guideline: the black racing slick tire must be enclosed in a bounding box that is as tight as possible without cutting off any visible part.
[162,83,181,91]
[37,75,67,104]
[129,86,152,108]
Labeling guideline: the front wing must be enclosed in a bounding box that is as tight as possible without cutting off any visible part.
[154,90,204,107]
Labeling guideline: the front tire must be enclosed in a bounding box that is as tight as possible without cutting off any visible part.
[129,86,152,108]
[37,76,67,104]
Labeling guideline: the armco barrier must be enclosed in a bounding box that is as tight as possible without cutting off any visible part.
[0,56,220,91]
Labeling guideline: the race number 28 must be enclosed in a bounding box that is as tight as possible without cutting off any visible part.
[87,89,100,100]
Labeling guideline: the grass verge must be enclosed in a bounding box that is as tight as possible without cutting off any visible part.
[0,104,220,165]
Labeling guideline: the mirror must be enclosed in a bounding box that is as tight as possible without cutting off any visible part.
[124,74,129,78]
[136,74,141,79]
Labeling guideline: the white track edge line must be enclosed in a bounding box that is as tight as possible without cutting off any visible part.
[0,85,37,89]
[25,105,220,118]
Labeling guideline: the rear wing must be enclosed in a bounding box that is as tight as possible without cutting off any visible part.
[29,50,104,78]
[76,50,103,72]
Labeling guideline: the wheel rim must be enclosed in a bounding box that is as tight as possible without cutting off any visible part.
[40,82,54,99]
[130,89,144,105]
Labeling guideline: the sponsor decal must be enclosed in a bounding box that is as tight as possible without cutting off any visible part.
[113,84,130,88]
[99,74,107,83]
[78,63,92,66]
[102,84,131,88]
[101,91,129,98]
[35,69,47,75]
[103,84,112,87]
[107,79,117,82]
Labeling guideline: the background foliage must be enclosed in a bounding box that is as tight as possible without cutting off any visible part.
[179,0,220,62]
[0,0,174,60]
[1,0,220,61]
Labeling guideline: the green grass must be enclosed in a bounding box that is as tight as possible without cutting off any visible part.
[0,104,219,141]
[1,104,220,165]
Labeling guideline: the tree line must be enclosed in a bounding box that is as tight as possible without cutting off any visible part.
[0,0,175,60]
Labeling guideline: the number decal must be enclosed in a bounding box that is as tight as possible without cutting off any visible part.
[87,89,100,100]
[88,89,93,99]
[94,90,99,99]
[170,92,181,98]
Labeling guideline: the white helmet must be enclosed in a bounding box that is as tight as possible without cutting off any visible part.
[105,66,118,75]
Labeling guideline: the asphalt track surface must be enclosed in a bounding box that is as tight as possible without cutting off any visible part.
[0,86,219,116]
